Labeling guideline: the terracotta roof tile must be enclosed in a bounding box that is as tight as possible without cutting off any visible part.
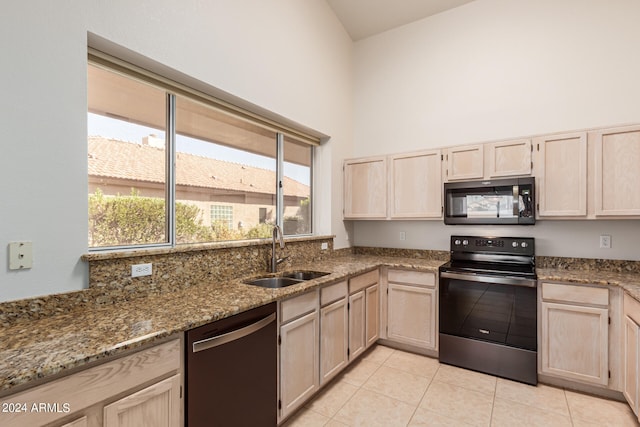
[88,137,309,197]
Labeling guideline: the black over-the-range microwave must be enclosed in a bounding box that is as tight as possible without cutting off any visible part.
[443,177,535,225]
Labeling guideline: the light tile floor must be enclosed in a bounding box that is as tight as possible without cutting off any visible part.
[282,345,639,427]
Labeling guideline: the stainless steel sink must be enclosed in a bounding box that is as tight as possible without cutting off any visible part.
[243,277,303,288]
[243,271,330,288]
[281,271,330,281]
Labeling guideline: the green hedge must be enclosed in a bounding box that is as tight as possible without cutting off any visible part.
[88,189,272,247]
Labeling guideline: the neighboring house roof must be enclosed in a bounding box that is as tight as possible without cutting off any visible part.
[88,137,310,198]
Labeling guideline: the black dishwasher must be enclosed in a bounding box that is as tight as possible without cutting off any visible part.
[185,302,277,427]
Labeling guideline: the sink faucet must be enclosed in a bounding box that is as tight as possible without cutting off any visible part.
[270,225,288,273]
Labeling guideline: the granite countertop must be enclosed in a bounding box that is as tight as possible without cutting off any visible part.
[537,268,640,300]
[2,253,638,396]
[0,255,442,394]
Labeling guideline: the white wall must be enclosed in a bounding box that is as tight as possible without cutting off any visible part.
[351,0,640,259]
[353,220,640,261]
[0,0,353,302]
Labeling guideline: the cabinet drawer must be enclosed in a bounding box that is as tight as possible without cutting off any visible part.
[349,270,379,294]
[625,292,640,325]
[321,280,348,306]
[281,290,318,323]
[387,269,436,287]
[541,282,608,306]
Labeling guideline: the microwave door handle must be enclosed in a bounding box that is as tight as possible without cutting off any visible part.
[513,185,519,217]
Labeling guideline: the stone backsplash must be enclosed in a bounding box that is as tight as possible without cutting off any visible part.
[536,256,640,273]
[353,246,450,261]
[0,236,334,326]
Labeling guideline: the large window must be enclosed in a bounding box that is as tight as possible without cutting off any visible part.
[87,59,314,250]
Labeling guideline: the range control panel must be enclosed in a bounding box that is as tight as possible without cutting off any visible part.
[450,235,535,256]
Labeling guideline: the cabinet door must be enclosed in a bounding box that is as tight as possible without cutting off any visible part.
[60,417,88,427]
[446,144,484,181]
[365,283,380,348]
[387,283,436,350]
[103,374,181,427]
[535,132,587,217]
[486,139,532,177]
[593,125,640,216]
[320,298,348,385]
[389,150,442,218]
[343,157,387,219]
[625,315,640,416]
[349,290,366,360]
[280,311,319,420]
[540,302,609,385]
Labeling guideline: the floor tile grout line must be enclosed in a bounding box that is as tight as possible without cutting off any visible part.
[327,355,387,426]
[406,365,440,426]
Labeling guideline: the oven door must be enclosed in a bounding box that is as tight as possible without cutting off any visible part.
[439,272,537,351]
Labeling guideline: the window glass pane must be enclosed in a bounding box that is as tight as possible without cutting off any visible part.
[283,136,312,235]
[87,64,167,248]
[175,95,277,243]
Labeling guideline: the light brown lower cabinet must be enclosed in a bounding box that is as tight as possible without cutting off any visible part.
[348,290,366,360]
[624,293,640,419]
[348,270,380,361]
[278,291,319,421]
[384,269,437,351]
[365,283,380,347]
[103,375,181,427]
[320,281,349,385]
[0,339,182,427]
[60,417,88,427]
[540,282,609,386]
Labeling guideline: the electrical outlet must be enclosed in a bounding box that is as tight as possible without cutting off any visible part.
[321,242,328,250]
[399,231,406,241]
[599,235,611,249]
[132,263,152,277]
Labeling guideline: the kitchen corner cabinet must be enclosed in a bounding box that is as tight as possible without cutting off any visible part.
[593,125,640,216]
[279,291,319,421]
[385,269,437,351]
[624,293,640,418]
[540,282,609,386]
[348,270,380,361]
[343,157,387,219]
[319,281,349,385]
[486,139,532,178]
[0,339,182,427]
[444,144,484,181]
[388,150,442,219]
[534,132,587,217]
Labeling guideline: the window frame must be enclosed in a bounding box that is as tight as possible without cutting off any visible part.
[88,54,316,252]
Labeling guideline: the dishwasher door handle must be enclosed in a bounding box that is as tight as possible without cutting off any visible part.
[192,312,276,353]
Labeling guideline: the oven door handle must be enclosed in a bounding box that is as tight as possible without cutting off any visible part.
[440,271,537,288]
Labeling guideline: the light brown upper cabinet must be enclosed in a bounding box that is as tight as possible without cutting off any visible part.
[534,132,587,217]
[343,157,387,219]
[486,139,532,178]
[445,144,484,181]
[388,150,442,219]
[445,139,532,181]
[593,125,640,216]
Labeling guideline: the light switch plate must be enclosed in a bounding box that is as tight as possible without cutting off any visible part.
[9,241,33,270]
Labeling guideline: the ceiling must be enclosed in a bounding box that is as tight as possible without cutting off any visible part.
[326,0,476,41]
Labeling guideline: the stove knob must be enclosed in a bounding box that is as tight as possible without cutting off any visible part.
[462,239,469,246]
[454,239,461,245]
[521,242,528,248]
[512,241,518,248]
